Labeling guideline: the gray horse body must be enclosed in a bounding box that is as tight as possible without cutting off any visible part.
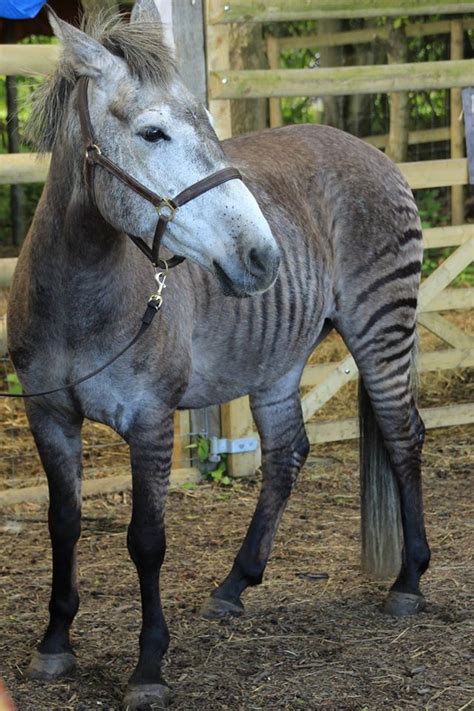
[12,124,406,416]
[7,7,430,708]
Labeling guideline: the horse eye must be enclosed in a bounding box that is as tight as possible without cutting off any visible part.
[140,127,170,143]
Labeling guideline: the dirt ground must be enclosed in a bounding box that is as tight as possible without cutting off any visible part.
[0,426,472,710]
[0,303,473,710]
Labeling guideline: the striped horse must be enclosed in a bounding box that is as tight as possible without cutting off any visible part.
[7,2,429,708]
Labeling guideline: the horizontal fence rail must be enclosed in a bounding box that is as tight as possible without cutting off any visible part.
[208,0,474,23]
[275,18,474,49]
[0,44,60,76]
[209,59,474,100]
[0,153,469,189]
[0,153,50,184]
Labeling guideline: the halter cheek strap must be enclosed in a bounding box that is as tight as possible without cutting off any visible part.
[77,76,242,269]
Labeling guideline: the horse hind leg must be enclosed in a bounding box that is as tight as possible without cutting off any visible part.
[24,403,83,680]
[336,306,430,616]
[201,372,309,619]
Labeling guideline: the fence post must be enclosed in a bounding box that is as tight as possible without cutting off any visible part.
[450,19,465,225]
[386,21,409,162]
[205,0,232,138]
[221,397,260,478]
[267,36,283,128]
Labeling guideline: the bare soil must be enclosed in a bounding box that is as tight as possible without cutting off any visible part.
[0,433,473,709]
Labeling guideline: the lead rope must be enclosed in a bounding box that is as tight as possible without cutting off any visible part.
[0,265,168,399]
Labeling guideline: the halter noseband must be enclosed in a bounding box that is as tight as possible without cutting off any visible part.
[77,76,242,269]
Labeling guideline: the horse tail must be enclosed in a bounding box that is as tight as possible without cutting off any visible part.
[358,345,419,577]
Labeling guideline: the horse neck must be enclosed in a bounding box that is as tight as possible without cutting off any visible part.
[30,137,127,283]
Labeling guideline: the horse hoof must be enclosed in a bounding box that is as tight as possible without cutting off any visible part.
[200,596,244,620]
[123,683,172,710]
[27,650,76,681]
[384,590,426,617]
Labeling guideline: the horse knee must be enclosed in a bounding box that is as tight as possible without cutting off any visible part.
[127,522,166,570]
[49,502,81,547]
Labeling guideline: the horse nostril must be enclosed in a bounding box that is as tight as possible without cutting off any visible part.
[247,247,267,276]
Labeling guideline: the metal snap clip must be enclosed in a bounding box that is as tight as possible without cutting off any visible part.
[148,264,168,309]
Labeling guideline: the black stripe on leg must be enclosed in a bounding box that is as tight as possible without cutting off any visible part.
[399,228,423,246]
[379,340,414,365]
[354,261,421,308]
[356,321,417,355]
[357,298,417,338]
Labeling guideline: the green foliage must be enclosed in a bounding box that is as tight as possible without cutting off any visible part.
[206,457,232,487]
[416,188,473,286]
[6,373,22,394]
[187,436,233,487]
[416,188,449,229]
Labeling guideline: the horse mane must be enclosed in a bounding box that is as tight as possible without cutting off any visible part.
[27,10,176,152]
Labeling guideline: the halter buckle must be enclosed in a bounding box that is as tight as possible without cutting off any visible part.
[156,197,177,221]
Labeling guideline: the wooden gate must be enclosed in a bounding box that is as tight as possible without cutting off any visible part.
[206,0,474,476]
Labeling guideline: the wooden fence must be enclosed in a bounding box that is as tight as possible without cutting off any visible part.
[206,0,474,476]
[0,1,473,483]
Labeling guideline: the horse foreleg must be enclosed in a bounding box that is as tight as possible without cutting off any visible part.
[202,383,309,619]
[25,404,83,680]
[124,412,174,711]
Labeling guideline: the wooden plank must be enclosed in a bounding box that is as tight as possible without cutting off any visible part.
[400,158,468,189]
[417,312,474,348]
[301,353,356,422]
[209,59,474,100]
[275,19,474,49]
[386,23,409,163]
[172,410,191,469]
[450,20,465,225]
[168,0,208,104]
[0,153,50,185]
[301,347,474,387]
[424,223,474,248]
[365,126,450,149]
[418,238,474,309]
[0,258,17,289]
[206,0,232,138]
[220,396,260,477]
[0,317,6,356]
[209,0,474,23]
[0,467,202,508]
[424,287,474,311]
[0,156,468,194]
[0,45,61,76]
[266,36,283,128]
[306,403,474,444]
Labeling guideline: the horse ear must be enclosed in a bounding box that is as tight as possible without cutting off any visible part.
[47,9,120,80]
[130,0,162,24]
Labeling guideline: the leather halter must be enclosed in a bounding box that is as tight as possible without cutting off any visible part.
[77,76,242,269]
